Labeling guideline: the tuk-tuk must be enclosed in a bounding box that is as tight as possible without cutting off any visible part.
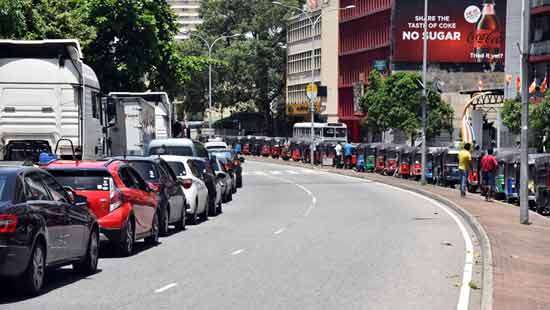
[439,148,461,187]
[427,147,445,184]
[300,142,311,163]
[467,150,483,193]
[318,142,335,166]
[252,137,263,156]
[290,141,302,161]
[344,144,357,169]
[495,149,520,201]
[271,138,282,159]
[410,149,422,180]
[397,145,414,179]
[375,144,387,174]
[261,138,272,157]
[356,144,367,172]
[242,136,251,155]
[384,145,399,176]
[281,140,291,161]
[532,154,550,215]
[365,144,377,172]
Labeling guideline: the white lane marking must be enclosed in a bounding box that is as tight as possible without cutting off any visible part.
[270,170,283,175]
[274,227,286,235]
[294,183,317,217]
[286,170,299,175]
[374,183,474,310]
[154,283,178,293]
[231,249,245,255]
[254,171,267,176]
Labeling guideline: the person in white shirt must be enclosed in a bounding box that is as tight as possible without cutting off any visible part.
[334,142,343,168]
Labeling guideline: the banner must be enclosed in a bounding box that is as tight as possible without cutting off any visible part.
[393,0,507,65]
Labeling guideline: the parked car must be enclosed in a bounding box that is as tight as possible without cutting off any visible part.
[212,157,234,202]
[209,150,242,189]
[112,156,187,236]
[0,164,99,295]
[192,158,222,215]
[45,160,160,256]
[162,156,211,224]
[204,140,229,151]
[146,138,209,159]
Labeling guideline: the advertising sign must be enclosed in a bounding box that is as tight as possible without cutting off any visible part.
[393,0,506,65]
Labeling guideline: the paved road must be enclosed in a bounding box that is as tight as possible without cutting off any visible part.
[0,161,473,310]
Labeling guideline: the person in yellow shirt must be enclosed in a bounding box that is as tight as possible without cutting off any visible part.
[458,143,472,197]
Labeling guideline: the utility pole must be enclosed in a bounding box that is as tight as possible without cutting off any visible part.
[420,0,428,185]
[520,0,530,224]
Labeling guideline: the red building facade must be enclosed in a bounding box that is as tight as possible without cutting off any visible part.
[339,0,392,142]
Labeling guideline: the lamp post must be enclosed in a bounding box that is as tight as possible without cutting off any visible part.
[273,1,355,165]
[187,32,241,129]
[420,0,429,185]
[520,0,530,224]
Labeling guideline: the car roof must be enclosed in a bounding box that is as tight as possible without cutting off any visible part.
[111,156,160,163]
[205,141,228,147]
[160,155,196,162]
[43,160,111,169]
[148,139,195,147]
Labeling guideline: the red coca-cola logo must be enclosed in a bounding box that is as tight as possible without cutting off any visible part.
[467,30,502,49]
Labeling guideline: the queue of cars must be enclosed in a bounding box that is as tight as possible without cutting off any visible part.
[0,138,243,296]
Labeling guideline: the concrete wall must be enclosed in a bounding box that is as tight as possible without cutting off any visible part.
[320,0,339,122]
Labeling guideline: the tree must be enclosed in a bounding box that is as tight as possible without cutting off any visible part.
[359,71,454,144]
[501,98,523,135]
[196,0,303,134]
[501,96,550,151]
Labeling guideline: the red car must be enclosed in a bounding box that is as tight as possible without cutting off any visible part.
[44,160,159,256]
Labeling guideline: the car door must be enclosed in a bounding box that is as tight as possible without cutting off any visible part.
[23,172,68,264]
[157,161,183,222]
[127,167,156,236]
[42,173,88,259]
[189,161,208,211]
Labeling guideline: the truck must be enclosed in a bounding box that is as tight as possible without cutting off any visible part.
[108,92,173,139]
[0,40,107,160]
[108,97,156,156]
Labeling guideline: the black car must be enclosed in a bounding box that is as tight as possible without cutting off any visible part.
[208,150,242,190]
[192,158,219,216]
[0,165,99,295]
[112,156,187,236]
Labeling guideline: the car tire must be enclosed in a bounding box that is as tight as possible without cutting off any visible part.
[175,205,186,231]
[145,212,159,245]
[228,192,233,202]
[208,196,217,216]
[236,175,242,188]
[159,204,170,237]
[117,219,134,257]
[202,199,209,221]
[217,201,223,214]
[73,229,99,275]
[19,241,46,296]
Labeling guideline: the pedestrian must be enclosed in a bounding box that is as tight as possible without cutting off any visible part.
[343,141,353,169]
[481,148,498,201]
[458,143,472,197]
[334,142,343,168]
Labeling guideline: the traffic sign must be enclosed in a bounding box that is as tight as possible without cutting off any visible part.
[306,83,318,101]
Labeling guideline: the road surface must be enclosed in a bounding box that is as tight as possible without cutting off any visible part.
[0,161,476,310]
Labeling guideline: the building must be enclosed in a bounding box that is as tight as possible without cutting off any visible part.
[338,0,508,145]
[530,1,550,89]
[338,0,391,142]
[168,0,202,40]
[285,1,340,123]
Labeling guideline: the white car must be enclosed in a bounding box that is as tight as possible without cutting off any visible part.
[205,141,229,151]
[163,155,209,224]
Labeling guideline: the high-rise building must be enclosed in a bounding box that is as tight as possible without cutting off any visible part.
[168,0,202,40]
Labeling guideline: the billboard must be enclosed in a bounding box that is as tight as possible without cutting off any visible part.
[393,0,507,65]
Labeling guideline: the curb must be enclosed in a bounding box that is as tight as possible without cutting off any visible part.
[249,158,493,310]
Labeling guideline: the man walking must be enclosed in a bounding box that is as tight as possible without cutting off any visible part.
[343,142,353,169]
[481,149,499,201]
[458,143,472,197]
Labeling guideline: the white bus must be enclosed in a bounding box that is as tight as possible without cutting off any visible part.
[292,123,348,143]
[0,40,105,160]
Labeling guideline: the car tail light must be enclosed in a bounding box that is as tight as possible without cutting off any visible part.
[182,179,193,189]
[109,188,125,212]
[0,214,18,233]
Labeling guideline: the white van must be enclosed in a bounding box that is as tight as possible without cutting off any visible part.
[108,92,172,139]
[0,40,105,160]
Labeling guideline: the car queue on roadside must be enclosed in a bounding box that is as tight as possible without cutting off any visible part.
[0,138,243,296]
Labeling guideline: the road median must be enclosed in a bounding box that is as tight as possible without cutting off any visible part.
[248,156,550,310]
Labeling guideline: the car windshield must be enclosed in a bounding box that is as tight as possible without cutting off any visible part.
[167,161,186,177]
[48,170,112,191]
[149,146,193,157]
[211,151,232,160]
[128,161,159,181]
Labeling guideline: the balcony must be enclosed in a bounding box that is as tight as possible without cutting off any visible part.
[532,0,550,15]
[530,40,550,62]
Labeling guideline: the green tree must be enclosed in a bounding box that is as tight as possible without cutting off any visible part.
[531,98,550,151]
[360,71,453,143]
[501,98,523,135]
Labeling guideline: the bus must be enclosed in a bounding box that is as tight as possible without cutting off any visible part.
[292,123,348,143]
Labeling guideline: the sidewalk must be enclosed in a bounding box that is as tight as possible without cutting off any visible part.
[250,157,550,310]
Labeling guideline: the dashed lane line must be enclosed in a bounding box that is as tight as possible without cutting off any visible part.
[154,283,178,293]
[231,249,245,256]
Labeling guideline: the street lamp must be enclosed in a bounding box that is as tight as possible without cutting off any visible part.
[273,2,355,165]
[420,0,428,185]
[186,32,242,129]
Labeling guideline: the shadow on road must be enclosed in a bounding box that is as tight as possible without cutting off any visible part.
[0,268,103,304]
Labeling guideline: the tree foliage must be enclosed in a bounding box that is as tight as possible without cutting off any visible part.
[360,71,454,142]
[501,98,523,135]
[501,96,550,151]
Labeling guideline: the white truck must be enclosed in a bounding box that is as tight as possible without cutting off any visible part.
[0,40,106,160]
[108,96,156,156]
[108,92,173,140]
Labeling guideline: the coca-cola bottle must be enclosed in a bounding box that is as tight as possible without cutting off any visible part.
[472,0,502,63]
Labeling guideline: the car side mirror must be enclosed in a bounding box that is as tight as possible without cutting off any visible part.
[63,186,76,204]
[216,171,227,180]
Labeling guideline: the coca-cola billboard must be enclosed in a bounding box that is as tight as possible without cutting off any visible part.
[393,0,506,66]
